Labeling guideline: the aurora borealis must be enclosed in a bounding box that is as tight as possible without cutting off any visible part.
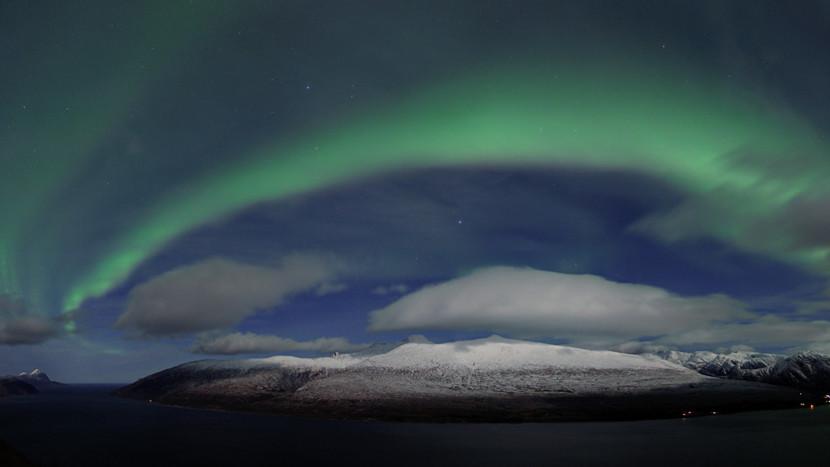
[58,62,830,316]
[2,1,830,382]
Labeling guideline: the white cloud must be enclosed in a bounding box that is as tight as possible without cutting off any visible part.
[116,254,339,337]
[192,332,368,355]
[0,294,59,345]
[369,266,750,342]
[371,284,410,295]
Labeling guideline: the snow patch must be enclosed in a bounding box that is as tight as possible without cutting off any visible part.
[199,336,690,372]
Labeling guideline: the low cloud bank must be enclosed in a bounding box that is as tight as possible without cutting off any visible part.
[661,316,830,347]
[193,332,368,355]
[369,266,830,350]
[370,267,749,341]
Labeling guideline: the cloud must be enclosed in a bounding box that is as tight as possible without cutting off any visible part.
[368,267,830,351]
[630,187,830,276]
[611,341,759,355]
[192,332,368,355]
[0,315,59,345]
[371,284,409,295]
[370,266,750,342]
[116,254,338,337]
[774,194,830,250]
[658,316,830,347]
[609,341,674,355]
[799,341,830,354]
[403,334,432,344]
[715,344,756,354]
[0,294,59,345]
[314,282,348,296]
[629,192,733,243]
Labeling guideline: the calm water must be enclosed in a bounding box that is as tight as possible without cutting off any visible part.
[1,385,829,467]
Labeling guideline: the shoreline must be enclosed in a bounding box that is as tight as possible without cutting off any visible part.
[115,385,827,424]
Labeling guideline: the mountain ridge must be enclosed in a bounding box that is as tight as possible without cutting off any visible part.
[649,349,830,390]
[116,337,825,422]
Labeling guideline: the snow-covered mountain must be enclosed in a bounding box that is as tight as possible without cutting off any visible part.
[12,369,60,390]
[17,368,47,380]
[766,352,830,390]
[118,336,815,422]
[649,350,830,390]
[652,350,781,380]
[0,369,61,397]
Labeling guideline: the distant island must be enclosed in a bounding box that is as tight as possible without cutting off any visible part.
[117,337,830,422]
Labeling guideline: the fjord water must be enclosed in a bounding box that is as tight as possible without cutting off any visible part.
[1,385,828,467]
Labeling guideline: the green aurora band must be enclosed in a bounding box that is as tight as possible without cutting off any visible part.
[4,59,829,323]
[61,62,830,314]
[0,1,244,317]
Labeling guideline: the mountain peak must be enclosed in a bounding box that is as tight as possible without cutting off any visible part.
[16,369,51,383]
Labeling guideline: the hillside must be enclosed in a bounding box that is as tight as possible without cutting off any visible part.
[117,337,819,422]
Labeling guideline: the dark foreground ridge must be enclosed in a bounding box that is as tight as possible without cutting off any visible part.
[0,379,37,398]
[116,337,827,422]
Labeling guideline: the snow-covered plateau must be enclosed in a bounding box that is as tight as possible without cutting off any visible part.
[117,337,827,422]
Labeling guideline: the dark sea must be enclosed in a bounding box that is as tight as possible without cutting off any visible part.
[1,385,828,467]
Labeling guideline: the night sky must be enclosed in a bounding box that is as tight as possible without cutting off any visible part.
[2,1,830,382]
